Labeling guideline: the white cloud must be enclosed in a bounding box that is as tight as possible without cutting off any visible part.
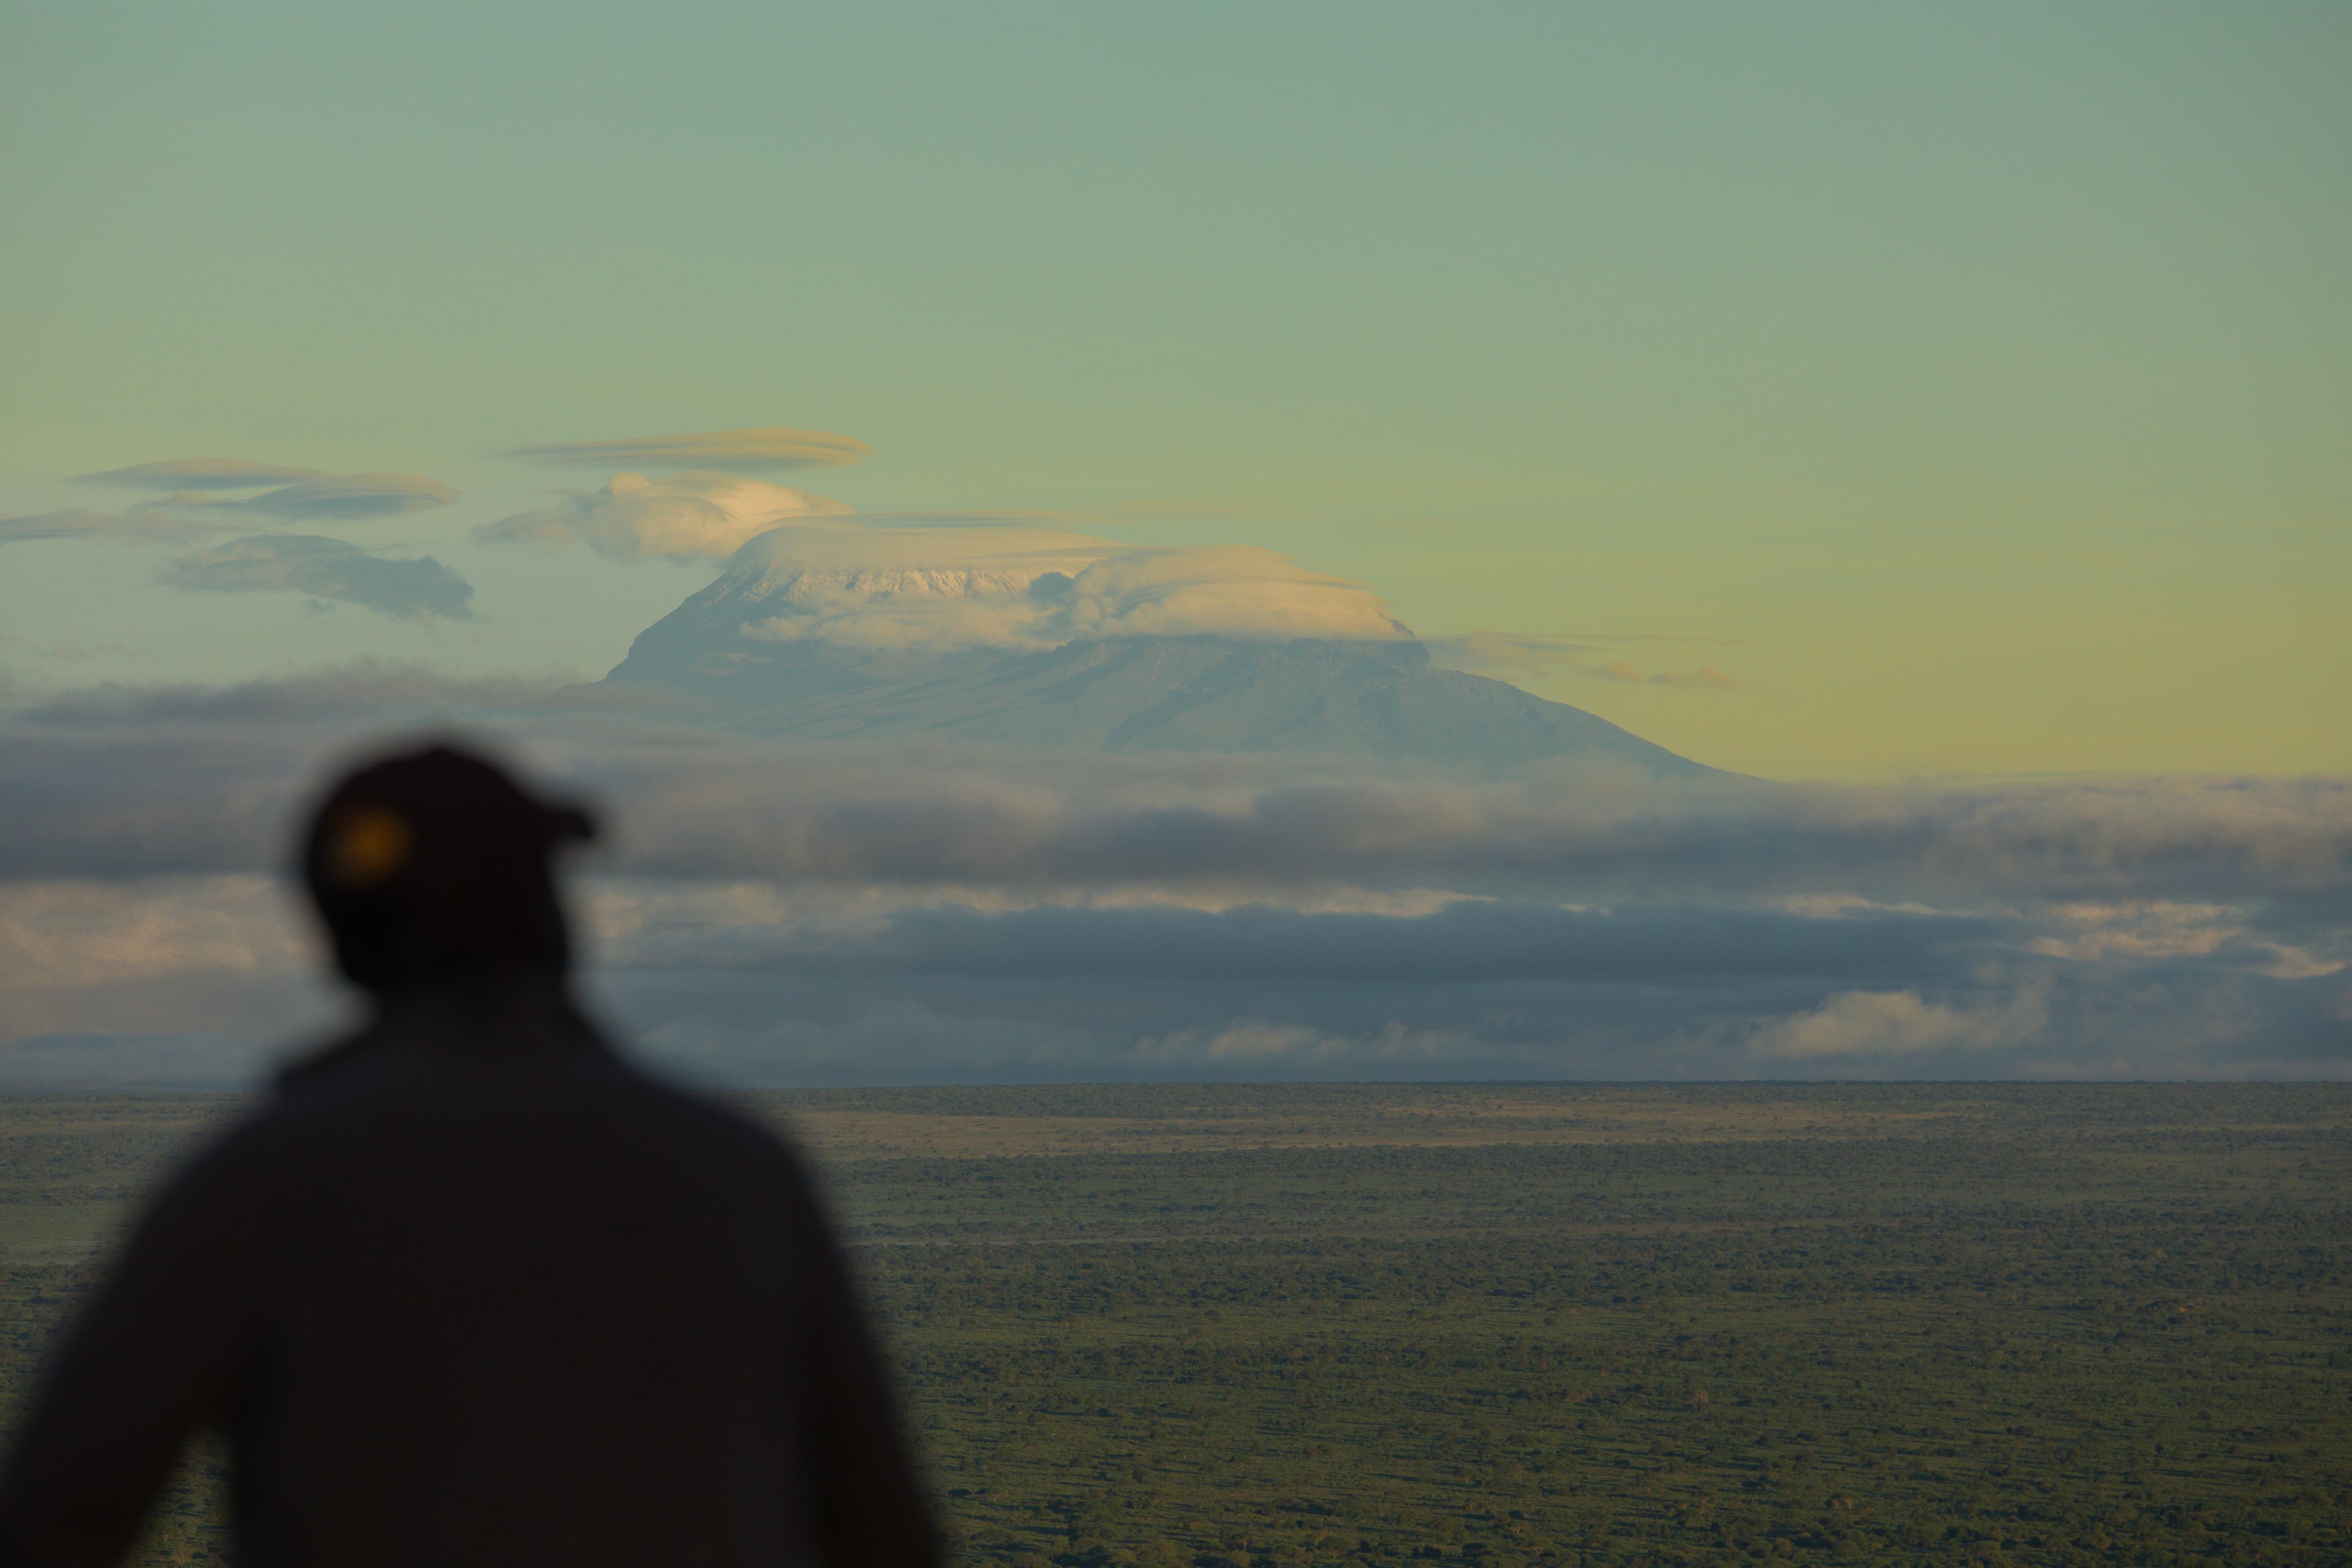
[2029,900,2252,963]
[0,876,302,992]
[2029,900,2347,979]
[0,876,337,1061]
[1052,546,1411,643]
[1750,983,2052,1059]
[725,523,1409,650]
[733,521,1118,650]
[736,518,1111,576]
[480,471,854,562]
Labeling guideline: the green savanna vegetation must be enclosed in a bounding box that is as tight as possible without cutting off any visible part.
[2,1084,2346,1567]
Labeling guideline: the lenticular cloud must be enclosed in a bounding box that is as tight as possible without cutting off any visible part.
[710,522,1408,651]
[478,472,855,562]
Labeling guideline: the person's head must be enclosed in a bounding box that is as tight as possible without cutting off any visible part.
[299,742,597,994]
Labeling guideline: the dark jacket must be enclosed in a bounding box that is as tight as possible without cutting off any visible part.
[0,980,940,1568]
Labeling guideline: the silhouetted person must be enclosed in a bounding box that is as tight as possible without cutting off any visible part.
[0,742,940,1568]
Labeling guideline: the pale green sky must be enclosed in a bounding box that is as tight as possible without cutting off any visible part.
[2,1,2345,778]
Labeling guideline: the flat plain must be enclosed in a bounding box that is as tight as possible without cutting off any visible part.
[2,1084,2346,1567]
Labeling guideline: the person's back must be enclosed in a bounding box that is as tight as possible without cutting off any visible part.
[0,744,938,1567]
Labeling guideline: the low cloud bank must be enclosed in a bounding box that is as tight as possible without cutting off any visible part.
[586,894,2339,1087]
[0,670,2342,1087]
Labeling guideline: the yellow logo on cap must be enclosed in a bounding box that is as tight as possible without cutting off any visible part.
[328,807,415,888]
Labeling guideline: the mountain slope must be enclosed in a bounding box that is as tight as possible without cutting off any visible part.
[606,619,1717,775]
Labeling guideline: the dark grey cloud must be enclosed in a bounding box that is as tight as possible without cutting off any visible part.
[683,898,2002,987]
[4,875,2339,1089]
[75,458,330,491]
[0,672,653,878]
[22,664,629,726]
[1,688,2346,906]
[507,426,871,472]
[580,758,2352,910]
[0,1033,282,1090]
[162,536,477,620]
[582,898,2348,1088]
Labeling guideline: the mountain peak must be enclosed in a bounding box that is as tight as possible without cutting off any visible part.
[601,525,1717,774]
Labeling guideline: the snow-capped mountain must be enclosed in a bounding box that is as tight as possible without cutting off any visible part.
[601,524,1717,774]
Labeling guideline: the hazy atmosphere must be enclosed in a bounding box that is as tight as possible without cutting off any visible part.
[3,1,2346,1087]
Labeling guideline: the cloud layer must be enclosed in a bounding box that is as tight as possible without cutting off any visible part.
[77,458,330,490]
[212,473,459,521]
[0,509,211,546]
[507,427,872,472]
[162,537,477,620]
[0,673,2342,1087]
[479,471,853,562]
[1427,634,1740,691]
[68,459,459,522]
[140,474,461,522]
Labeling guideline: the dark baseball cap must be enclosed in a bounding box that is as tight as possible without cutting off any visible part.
[299,742,598,992]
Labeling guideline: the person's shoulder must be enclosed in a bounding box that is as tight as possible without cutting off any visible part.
[271,1023,377,1095]
[620,1076,809,1170]
[251,1007,813,1183]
